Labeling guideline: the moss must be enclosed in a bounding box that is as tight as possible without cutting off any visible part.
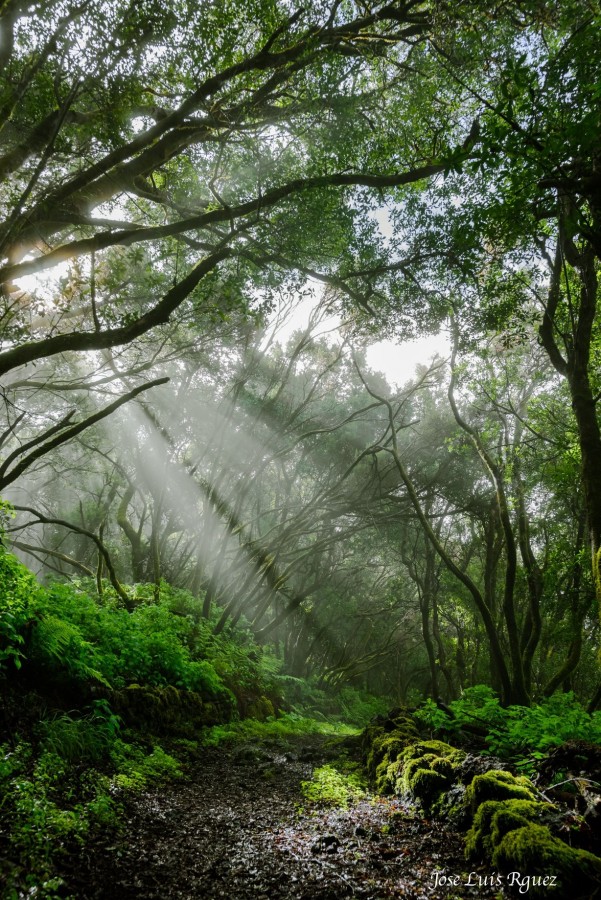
[466,769,536,813]
[389,714,419,737]
[493,823,601,896]
[430,755,457,779]
[363,724,385,773]
[301,764,366,808]
[407,767,449,804]
[394,741,465,809]
[386,758,404,786]
[246,696,275,721]
[400,739,460,761]
[366,733,408,780]
[466,798,549,859]
[362,723,385,747]
[362,711,423,794]
[404,752,437,776]
[375,754,399,794]
[110,684,230,733]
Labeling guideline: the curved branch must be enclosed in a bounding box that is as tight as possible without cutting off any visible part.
[12,505,130,606]
[0,377,169,488]
[10,539,94,576]
[0,165,445,285]
[0,249,230,376]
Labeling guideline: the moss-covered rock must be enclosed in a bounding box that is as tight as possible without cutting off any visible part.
[110,684,233,733]
[408,767,450,804]
[493,823,601,897]
[246,696,275,721]
[388,712,419,735]
[395,740,465,809]
[431,783,468,825]
[465,773,601,896]
[466,798,551,859]
[361,709,422,793]
[466,769,536,813]
[362,723,385,758]
[403,740,464,762]
[360,716,601,894]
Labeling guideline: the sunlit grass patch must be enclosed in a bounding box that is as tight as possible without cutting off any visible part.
[202,713,359,747]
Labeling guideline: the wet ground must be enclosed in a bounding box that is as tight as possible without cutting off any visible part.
[61,736,503,899]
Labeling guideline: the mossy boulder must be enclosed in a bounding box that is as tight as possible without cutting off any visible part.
[396,740,465,810]
[466,798,551,859]
[493,823,601,897]
[465,770,601,896]
[466,769,536,813]
[370,734,406,785]
[362,723,385,756]
[110,684,233,733]
[431,783,469,825]
[246,696,275,721]
[362,709,420,792]
[388,712,419,735]
[361,718,601,894]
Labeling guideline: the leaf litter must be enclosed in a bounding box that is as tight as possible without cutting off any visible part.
[60,735,503,899]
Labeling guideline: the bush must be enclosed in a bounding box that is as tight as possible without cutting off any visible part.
[26,578,274,708]
[336,686,391,726]
[415,686,601,772]
[0,548,39,672]
[0,729,182,897]
[41,701,121,765]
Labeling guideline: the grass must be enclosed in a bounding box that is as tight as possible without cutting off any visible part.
[202,713,359,747]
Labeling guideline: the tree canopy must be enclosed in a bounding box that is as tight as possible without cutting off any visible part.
[1,0,600,709]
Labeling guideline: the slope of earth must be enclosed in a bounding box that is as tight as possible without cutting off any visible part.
[60,735,502,900]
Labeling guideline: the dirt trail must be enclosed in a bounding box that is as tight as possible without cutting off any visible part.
[61,736,501,899]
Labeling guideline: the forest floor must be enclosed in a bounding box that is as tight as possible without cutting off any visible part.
[59,734,504,900]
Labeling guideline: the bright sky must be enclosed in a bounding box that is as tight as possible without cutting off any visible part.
[264,291,450,390]
[365,333,450,388]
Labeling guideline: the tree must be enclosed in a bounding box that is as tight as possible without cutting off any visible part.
[387,5,601,612]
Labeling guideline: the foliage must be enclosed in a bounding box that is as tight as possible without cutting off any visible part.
[0,731,182,897]
[301,763,366,809]
[0,547,39,671]
[335,686,391,727]
[41,701,121,765]
[0,558,286,712]
[202,713,357,747]
[415,687,601,772]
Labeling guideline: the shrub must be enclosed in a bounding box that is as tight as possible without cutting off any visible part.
[41,702,121,765]
[0,548,39,671]
[415,686,601,771]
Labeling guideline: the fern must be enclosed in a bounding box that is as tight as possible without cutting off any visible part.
[30,616,110,686]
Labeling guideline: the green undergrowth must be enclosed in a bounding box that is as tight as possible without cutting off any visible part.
[202,712,358,747]
[0,719,183,899]
[0,548,375,897]
[279,676,392,727]
[415,685,601,773]
[1,547,390,730]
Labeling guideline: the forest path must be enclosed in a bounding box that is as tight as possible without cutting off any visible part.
[62,735,500,900]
